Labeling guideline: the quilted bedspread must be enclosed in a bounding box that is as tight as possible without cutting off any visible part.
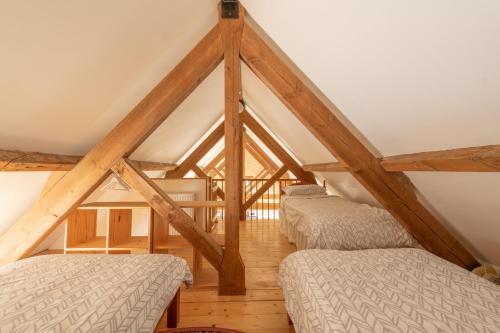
[279,248,500,333]
[0,254,192,333]
[280,195,418,250]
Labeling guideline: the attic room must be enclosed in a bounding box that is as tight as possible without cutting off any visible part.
[0,0,499,332]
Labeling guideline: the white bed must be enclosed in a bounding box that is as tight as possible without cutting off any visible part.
[279,248,500,333]
[0,254,192,333]
[280,194,418,250]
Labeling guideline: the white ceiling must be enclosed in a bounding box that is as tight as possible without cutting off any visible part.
[0,0,499,265]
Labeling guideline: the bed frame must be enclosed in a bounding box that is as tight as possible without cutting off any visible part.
[155,287,181,331]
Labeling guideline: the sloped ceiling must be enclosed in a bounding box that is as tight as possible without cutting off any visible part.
[0,1,499,264]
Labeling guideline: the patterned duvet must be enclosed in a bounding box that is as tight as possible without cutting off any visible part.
[279,249,500,333]
[280,195,418,250]
[0,254,192,333]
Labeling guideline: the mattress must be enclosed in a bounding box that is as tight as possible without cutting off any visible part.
[0,254,192,333]
[279,248,500,333]
[280,195,418,250]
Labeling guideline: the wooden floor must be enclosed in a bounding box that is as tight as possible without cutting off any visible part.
[168,219,296,332]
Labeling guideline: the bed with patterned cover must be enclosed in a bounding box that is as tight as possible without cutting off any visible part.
[279,248,500,333]
[280,194,418,250]
[0,254,192,332]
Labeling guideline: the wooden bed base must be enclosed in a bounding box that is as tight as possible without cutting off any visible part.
[155,287,181,332]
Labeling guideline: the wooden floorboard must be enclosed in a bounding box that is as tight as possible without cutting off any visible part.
[176,219,296,332]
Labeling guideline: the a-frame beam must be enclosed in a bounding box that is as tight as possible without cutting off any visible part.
[240,18,478,269]
[0,25,223,265]
[0,148,177,172]
[241,110,316,183]
[303,161,348,172]
[166,122,225,178]
[381,144,500,172]
[192,165,226,200]
[203,149,225,174]
[244,133,279,173]
[218,1,245,295]
[304,144,500,172]
[112,159,223,269]
[243,166,287,210]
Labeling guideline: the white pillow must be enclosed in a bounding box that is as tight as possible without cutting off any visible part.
[283,184,327,196]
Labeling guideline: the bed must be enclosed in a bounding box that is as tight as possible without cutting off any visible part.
[280,193,418,250]
[0,254,192,332]
[279,248,500,333]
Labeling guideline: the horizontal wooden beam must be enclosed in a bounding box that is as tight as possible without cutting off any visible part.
[112,159,224,269]
[303,144,500,173]
[0,149,177,172]
[78,200,225,209]
[303,161,348,172]
[381,144,500,172]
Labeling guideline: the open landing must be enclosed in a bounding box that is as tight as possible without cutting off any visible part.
[165,219,296,332]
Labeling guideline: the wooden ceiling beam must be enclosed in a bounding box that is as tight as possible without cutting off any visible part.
[381,144,500,172]
[304,144,500,173]
[240,16,478,269]
[0,148,177,172]
[241,110,316,183]
[303,161,349,172]
[244,132,279,172]
[0,24,223,265]
[112,159,223,269]
[165,122,225,178]
[218,1,246,295]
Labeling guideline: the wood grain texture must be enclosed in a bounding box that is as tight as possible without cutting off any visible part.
[303,162,348,172]
[381,144,500,172]
[243,166,287,210]
[240,17,478,269]
[0,149,176,172]
[112,158,223,269]
[304,145,500,172]
[166,122,225,178]
[0,25,223,265]
[219,2,246,295]
[174,220,296,332]
[244,132,279,173]
[108,209,133,247]
[241,111,316,184]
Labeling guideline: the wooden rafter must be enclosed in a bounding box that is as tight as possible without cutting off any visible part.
[241,110,316,183]
[0,24,223,265]
[381,144,500,172]
[192,165,226,200]
[0,148,177,172]
[203,149,225,174]
[240,17,478,269]
[243,166,287,210]
[244,132,279,173]
[304,144,500,173]
[112,159,223,269]
[218,2,246,295]
[303,161,348,172]
[165,122,225,178]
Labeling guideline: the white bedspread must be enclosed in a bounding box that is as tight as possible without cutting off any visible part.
[280,195,418,250]
[0,254,192,333]
[280,249,500,333]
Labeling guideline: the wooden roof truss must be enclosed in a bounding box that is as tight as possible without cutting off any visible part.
[1,1,488,295]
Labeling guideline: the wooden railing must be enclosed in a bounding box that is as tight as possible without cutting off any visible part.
[210,178,300,221]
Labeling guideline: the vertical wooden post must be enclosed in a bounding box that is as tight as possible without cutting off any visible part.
[218,1,246,295]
